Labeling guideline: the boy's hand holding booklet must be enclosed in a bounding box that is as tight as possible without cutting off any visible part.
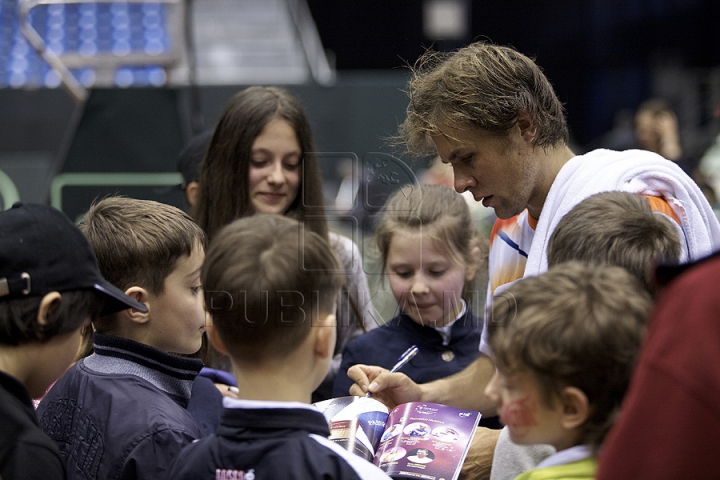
[315,396,480,480]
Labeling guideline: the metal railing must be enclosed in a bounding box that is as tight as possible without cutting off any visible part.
[0,169,21,210]
[286,0,335,86]
[50,171,182,211]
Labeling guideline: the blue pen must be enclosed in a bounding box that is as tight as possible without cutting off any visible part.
[365,345,419,398]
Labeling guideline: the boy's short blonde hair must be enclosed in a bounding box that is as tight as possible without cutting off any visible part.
[79,197,206,331]
[489,262,651,451]
[202,214,344,365]
[548,191,681,292]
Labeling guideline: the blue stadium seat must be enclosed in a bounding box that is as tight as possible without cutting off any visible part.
[0,0,175,89]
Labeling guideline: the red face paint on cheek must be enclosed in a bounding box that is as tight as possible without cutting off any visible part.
[500,396,538,438]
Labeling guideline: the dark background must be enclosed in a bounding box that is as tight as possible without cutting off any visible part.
[2,0,720,210]
[308,0,720,147]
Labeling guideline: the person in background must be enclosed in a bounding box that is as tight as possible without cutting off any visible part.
[177,129,213,208]
[192,86,376,401]
[696,101,720,210]
[634,98,716,205]
[635,98,696,175]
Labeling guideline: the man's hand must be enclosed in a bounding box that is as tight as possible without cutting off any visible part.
[347,364,423,408]
[349,357,498,413]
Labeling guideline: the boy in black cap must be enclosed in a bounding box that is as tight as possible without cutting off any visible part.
[177,129,212,207]
[0,203,146,480]
[36,197,209,480]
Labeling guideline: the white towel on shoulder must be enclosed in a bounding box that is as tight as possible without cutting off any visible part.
[525,149,720,277]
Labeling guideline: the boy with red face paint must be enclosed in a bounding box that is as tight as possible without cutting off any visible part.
[484,262,651,480]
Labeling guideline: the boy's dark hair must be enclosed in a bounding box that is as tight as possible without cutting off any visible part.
[80,197,207,296]
[202,214,344,365]
[398,41,568,156]
[489,262,651,451]
[547,191,681,292]
[0,291,103,345]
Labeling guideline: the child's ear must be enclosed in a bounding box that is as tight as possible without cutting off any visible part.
[207,321,229,356]
[314,313,336,360]
[465,246,482,282]
[37,292,63,326]
[122,287,150,325]
[559,386,590,430]
[185,181,199,206]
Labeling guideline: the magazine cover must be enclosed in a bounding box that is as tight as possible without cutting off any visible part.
[314,396,480,480]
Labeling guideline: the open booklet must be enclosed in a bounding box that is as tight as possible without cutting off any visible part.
[314,396,480,480]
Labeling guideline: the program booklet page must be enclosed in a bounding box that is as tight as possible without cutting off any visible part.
[314,396,480,480]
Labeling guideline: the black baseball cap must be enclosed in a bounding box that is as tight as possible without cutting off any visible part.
[0,203,147,316]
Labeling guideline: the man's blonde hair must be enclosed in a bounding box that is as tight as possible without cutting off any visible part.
[398,42,568,156]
